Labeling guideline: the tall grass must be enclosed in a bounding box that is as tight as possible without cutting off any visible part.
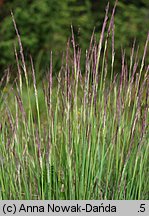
[0,2,149,199]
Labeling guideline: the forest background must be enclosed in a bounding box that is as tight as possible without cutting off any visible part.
[0,0,149,78]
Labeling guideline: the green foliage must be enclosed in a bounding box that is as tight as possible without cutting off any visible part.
[115,1,149,51]
[0,0,148,76]
[0,0,93,73]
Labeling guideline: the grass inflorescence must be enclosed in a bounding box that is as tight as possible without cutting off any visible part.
[0,2,149,199]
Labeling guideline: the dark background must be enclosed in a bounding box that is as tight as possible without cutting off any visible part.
[0,0,148,77]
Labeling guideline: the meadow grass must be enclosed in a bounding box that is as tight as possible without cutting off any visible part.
[0,2,149,199]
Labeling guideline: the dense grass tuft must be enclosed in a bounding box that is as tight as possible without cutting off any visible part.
[0,3,148,199]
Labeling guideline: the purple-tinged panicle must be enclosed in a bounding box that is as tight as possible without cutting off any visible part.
[124,64,128,87]
[76,47,81,86]
[129,40,136,69]
[96,2,109,69]
[88,28,95,61]
[15,82,27,124]
[107,0,118,38]
[0,69,9,88]
[112,17,115,58]
[6,106,14,133]
[117,50,125,123]
[83,50,89,109]
[98,2,109,48]
[11,11,28,82]
[14,45,22,92]
[66,39,71,103]
[129,45,139,94]
[30,56,38,97]
[131,61,139,84]
[71,25,77,74]
[141,32,149,70]
[48,51,53,113]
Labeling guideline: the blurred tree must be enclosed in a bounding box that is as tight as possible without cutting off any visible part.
[0,0,93,76]
[114,0,149,68]
[0,0,148,78]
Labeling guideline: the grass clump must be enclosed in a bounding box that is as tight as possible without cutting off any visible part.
[0,2,149,199]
